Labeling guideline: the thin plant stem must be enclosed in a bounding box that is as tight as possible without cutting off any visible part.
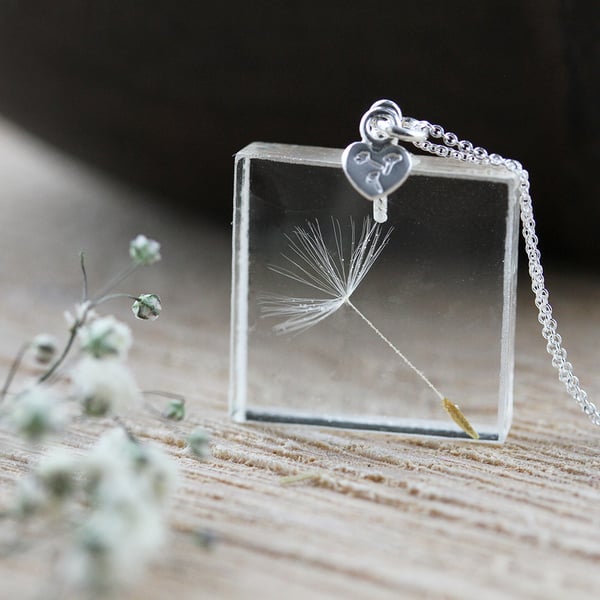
[36,253,91,385]
[94,262,139,300]
[113,415,138,443]
[93,293,139,306]
[345,299,444,402]
[142,390,186,402]
[37,326,79,384]
[0,342,31,403]
[141,391,178,420]
[79,252,89,303]
[38,301,94,385]
[37,260,140,385]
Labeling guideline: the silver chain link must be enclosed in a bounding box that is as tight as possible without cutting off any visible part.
[402,116,600,426]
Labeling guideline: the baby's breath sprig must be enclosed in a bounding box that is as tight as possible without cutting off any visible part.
[36,235,163,386]
[6,430,180,595]
[0,234,212,597]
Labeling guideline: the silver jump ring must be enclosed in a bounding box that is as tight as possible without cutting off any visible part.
[359,103,429,145]
[385,124,428,143]
[359,107,401,144]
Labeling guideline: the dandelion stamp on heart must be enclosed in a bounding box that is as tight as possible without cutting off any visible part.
[342,142,412,201]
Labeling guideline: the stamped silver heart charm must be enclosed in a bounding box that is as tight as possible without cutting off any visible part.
[342,142,412,200]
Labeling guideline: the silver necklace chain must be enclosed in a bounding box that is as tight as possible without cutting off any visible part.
[402,116,600,426]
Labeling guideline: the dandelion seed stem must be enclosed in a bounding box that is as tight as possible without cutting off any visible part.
[345,300,445,402]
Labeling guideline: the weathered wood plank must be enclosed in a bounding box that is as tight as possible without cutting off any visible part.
[0,117,599,599]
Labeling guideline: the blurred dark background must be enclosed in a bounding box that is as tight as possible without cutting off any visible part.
[0,1,597,265]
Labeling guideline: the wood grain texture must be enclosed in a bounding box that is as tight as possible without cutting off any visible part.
[0,117,600,600]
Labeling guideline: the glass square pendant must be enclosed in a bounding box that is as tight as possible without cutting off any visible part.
[230,142,520,442]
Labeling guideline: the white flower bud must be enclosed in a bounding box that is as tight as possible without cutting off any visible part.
[78,316,132,360]
[129,234,161,265]
[131,294,162,321]
[32,334,58,365]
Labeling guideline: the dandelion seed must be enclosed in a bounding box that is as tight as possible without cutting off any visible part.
[442,398,479,439]
[261,217,478,437]
[261,218,392,334]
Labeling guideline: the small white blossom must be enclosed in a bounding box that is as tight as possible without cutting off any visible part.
[65,428,177,593]
[133,443,179,506]
[82,429,143,503]
[71,357,140,416]
[129,235,161,265]
[10,387,67,442]
[36,451,78,501]
[83,428,178,507]
[78,316,132,360]
[131,293,162,321]
[65,504,166,594]
[32,334,58,365]
[13,476,49,518]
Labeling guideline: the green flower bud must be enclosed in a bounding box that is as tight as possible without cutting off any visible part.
[132,294,162,321]
[187,428,210,459]
[164,398,185,421]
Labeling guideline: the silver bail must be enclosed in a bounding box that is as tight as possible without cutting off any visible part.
[342,100,423,223]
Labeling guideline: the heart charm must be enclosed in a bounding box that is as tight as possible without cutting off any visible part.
[342,142,412,201]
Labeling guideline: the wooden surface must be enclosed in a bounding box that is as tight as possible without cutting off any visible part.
[1,117,600,599]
